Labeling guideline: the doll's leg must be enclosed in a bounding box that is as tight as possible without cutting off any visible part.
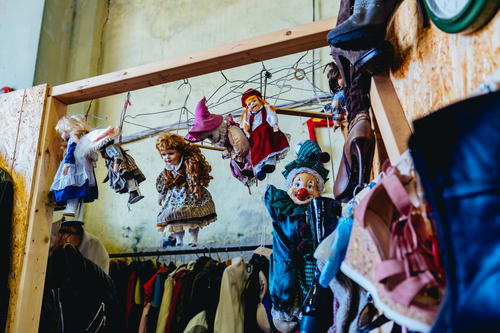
[174,230,185,246]
[188,228,199,247]
[127,179,144,204]
[63,198,79,217]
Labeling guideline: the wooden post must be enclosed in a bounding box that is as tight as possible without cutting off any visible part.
[9,96,66,333]
[370,74,412,164]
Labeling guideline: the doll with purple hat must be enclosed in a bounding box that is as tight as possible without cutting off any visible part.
[240,89,289,180]
[185,97,255,187]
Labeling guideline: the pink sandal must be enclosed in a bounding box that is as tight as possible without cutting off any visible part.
[356,168,443,309]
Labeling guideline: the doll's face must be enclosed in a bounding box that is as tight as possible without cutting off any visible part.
[337,77,344,88]
[160,149,182,166]
[246,96,263,113]
[287,172,321,205]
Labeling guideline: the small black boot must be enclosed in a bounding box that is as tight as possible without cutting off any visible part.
[307,197,342,247]
[299,273,333,333]
[327,0,402,50]
[128,189,144,204]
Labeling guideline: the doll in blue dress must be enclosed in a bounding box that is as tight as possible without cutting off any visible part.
[50,115,109,216]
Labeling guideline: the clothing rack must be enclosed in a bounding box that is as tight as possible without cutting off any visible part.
[109,244,272,258]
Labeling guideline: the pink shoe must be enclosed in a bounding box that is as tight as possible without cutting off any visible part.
[342,167,443,331]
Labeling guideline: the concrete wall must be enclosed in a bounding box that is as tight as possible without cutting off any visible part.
[40,0,342,253]
[0,0,45,90]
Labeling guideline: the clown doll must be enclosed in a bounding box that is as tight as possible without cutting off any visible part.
[241,89,289,180]
[155,132,217,247]
[185,97,255,187]
[264,140,330,331]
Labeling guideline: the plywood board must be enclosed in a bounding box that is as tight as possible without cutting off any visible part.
[389,2,499,122]
[0,85,50,333]
[10,96,66,333]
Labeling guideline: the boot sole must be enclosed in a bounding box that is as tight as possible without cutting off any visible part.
[327,26,385,51]
[354,41,394,75]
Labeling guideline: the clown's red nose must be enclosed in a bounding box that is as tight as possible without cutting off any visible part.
[295,188,309,201]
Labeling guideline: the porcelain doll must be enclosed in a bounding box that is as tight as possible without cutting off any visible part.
[264,140,331,332]
[240,89,289,181]
[50,115,102,216]
[185,97,255,188]
[155,132,217,247]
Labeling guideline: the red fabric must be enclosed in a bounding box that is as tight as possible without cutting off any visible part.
[249,108,289,167]
[125,271,137,329]
[306,118,334,142]
[0,87,14,94]
[241,88,262,106]
[164,270,189,333]
[143,266,167,304]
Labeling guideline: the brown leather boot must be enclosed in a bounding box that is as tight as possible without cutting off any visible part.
[333,113,375,201]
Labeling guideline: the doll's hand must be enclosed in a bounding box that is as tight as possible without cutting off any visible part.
[272,124,279,132]
[62,164,69,175]
[246,132,251,139]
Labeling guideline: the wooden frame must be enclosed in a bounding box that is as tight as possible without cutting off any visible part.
[9,16,410,333]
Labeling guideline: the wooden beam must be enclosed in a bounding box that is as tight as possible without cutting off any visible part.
[276,107,332,119]
[370,74,412,164]
[11,95,66,333]
[192,144,227,152]
[50,17,336,104]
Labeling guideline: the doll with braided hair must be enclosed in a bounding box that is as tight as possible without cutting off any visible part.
[155,132,217,246]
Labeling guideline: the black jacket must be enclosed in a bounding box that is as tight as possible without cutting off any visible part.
[39,245,119,332]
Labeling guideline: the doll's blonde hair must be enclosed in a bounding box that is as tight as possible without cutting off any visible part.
[55,115,90,139]
[156,132,213,199]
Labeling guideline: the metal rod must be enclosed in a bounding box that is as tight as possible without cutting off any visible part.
[109,244,272,258]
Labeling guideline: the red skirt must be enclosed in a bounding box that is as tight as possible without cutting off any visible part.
[250,122,289,169]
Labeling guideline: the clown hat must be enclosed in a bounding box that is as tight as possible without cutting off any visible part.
[241,89,262,107]
[282,140,330,192]
[185,97,223,142]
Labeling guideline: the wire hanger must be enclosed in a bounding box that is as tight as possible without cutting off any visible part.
[176,79,192,134]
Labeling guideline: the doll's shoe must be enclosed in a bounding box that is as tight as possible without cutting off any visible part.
[62,199,79,216]
[256,170,267,181]
[262,164,276,174]
[241,168,254,178]
[128,190,144,204]
[333,113,375,202]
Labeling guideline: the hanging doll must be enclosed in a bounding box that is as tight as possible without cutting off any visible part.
[185,97,255,188]
[50,115,116,216]
[155,132,217,247]
[240,89,289,181]
[323,62,346,130]
[264,140,334,332]
[99,131,146,205]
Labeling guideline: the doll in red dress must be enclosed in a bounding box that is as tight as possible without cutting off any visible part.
[240,89,289,180]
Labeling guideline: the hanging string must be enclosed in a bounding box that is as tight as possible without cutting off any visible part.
[118,92,132,144]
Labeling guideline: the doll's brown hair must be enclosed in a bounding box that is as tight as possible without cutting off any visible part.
[323,62,342,92]
[156,132,213,199]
